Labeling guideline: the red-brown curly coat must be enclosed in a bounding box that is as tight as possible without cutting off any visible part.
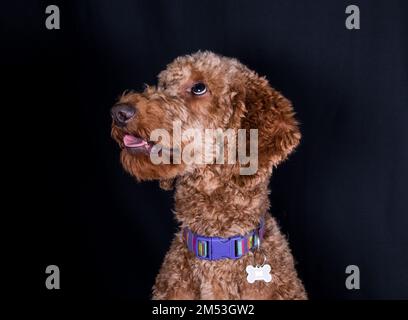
[111,51,307,299]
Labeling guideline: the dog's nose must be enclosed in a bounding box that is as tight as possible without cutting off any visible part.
[111,103,136,127]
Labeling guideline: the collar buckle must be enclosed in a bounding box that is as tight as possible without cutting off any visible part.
[183,217,265,261]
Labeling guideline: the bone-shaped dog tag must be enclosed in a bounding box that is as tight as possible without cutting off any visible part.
[246,264,272,283]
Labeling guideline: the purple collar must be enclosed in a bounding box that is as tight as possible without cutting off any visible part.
[182,218,265,260]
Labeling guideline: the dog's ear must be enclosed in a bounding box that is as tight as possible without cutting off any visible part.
[237,73,301,170]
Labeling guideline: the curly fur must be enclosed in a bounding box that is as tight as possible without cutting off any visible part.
[111,51,307,299]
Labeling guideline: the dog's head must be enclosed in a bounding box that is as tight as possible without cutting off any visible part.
[111,51,300,186]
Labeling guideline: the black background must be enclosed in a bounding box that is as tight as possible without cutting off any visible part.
[5,0,408,300]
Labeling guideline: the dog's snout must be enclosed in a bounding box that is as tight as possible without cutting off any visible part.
[111,103,136,127]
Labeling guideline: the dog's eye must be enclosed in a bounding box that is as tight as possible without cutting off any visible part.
[191,82,207,96]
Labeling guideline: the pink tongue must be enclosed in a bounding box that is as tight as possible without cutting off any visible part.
[123,135,148,148]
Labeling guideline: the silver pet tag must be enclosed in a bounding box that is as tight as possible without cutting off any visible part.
[246,264,272,283]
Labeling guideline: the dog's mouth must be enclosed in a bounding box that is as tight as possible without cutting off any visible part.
[123,134,155,154]
[122,134,176,157]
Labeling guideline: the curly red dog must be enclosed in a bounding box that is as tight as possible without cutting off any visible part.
[111,51,306,299]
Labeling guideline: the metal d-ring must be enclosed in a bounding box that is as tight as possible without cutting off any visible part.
[250,247,267,267]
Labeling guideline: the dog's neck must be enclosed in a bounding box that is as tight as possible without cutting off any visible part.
[174,166,271,237]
